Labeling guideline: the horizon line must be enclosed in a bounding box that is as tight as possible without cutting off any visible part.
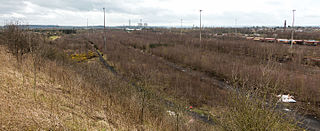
[1,24,320,28]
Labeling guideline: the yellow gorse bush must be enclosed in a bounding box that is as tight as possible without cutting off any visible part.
[49,36,61,41]
[70,51,98,62]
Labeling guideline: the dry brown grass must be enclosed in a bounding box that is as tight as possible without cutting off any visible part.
[107,30,320,118]
[217,92,299,131]
[74,30,300,130]
[1,26,306,130]
[0,45,119,130]
[0,28,218,130]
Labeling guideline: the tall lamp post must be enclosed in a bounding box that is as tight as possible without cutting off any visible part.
[235,18,237,34]
[180,19,183,36]
[290,9,296,48]
[200,10,202,43]
[103,7,106,51]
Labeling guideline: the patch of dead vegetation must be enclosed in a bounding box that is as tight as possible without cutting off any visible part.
[0,46,115,130]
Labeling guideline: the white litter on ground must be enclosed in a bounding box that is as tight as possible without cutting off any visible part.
[277,94,296,103]
[283,108,291,112]
[167,110,176,116]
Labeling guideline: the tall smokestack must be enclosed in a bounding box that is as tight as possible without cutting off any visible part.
[284,20,287,31]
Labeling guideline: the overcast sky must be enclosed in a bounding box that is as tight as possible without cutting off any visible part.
[0,0,319,27]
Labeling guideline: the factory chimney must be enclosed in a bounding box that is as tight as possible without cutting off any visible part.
[284,20,287,31]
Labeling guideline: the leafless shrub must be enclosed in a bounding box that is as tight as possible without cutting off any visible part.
[92,29,319,129]
[220,91,298,130]
[2,24,34,62]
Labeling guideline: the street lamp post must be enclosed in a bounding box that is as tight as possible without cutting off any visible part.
[103,7,106,51]
[235,18,237,34]
[180,19,183,36]
[200,10,202,43]
[87,18,89,37]
[290,9,296,48]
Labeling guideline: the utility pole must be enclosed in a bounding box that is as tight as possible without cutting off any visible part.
[200,10,202,43]
[103,7,106,52]
[290,9,296,48]
[235,18,237,34]
[180,19,183,36]
[87,18,89,37]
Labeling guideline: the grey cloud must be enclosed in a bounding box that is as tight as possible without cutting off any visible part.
[28,0,150,14]
[200,11,287,26]
[0,0,151,15]
[0,0,25,14]
[29,0,104,11]
[0,0,319,26]
[26,0,170,20]
[0,0,169,23]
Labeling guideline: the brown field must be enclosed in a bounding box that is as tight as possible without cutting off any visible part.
[1,25,320,130]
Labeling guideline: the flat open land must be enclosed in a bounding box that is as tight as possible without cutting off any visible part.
[1,27,320,130]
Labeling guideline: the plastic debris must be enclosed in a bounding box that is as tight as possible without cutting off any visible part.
[167,110,176,116]
[277,94,296,103]
[283,108,291,112]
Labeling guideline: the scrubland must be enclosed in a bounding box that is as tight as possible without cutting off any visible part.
[1,25,317,130]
